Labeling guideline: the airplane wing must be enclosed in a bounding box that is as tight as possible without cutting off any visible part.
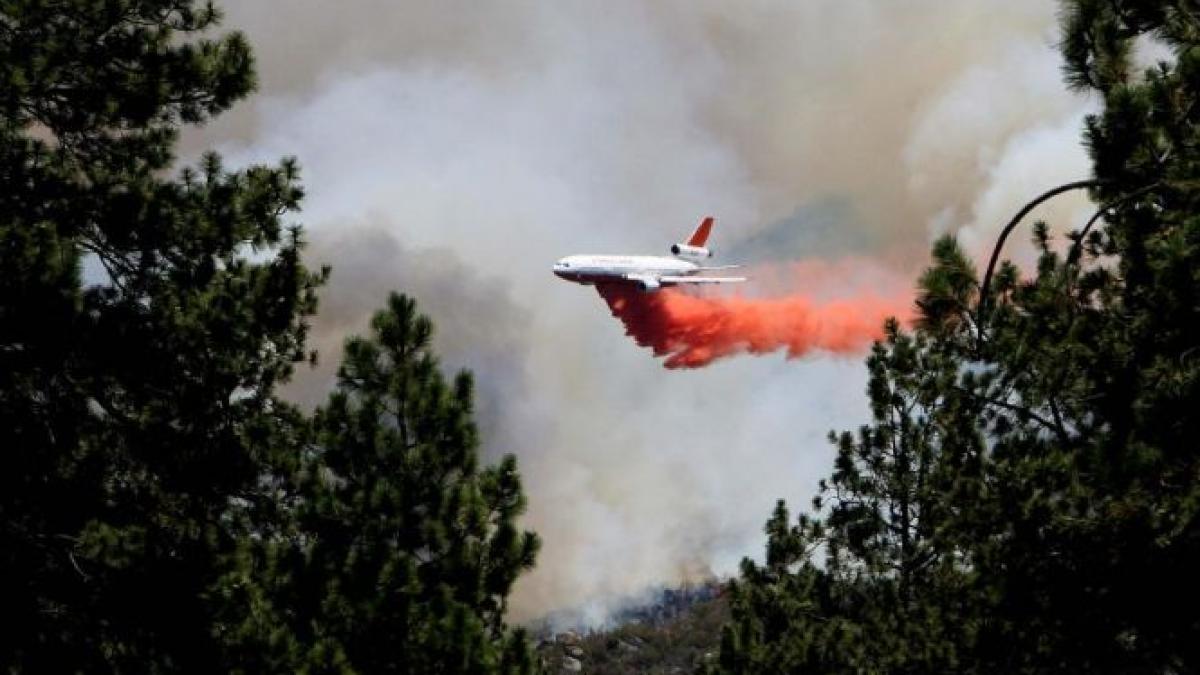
[660,275,747,285]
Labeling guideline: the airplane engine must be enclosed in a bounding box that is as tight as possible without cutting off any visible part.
[638,278,662,292]
[670,243,712,260]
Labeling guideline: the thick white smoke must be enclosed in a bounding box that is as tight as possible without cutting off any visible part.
[183,1,1095,623]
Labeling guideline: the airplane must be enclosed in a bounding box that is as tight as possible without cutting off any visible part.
[552,217,746,292]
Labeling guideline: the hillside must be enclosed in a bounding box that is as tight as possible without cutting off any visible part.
[535,583,729,674]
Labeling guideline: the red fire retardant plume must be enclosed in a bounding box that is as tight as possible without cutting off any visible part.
[596,283,913,369]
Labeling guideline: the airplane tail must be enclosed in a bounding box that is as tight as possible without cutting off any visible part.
[687,217,714,246]
[671,217,717,260]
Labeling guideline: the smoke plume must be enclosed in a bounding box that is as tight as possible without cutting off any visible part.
[182,0,1099,626]
[597,281,911,369]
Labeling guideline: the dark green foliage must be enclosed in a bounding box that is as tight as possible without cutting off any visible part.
[1,3,540,673]
[1,1,323,670]
[231,294,542,674]
[718,326,981,674]
[718,1,1200,672]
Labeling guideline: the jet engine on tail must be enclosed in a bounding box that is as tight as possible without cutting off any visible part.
[670,243,711,260]
[669,216,714,261]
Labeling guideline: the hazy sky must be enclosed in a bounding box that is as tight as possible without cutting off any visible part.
[183,0,1098,624]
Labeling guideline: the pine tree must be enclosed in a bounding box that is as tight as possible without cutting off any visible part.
[719,0,1200,672]
[0,1,324,669]
[2,4,546,673]
[233,294,541,674]
[954,1,1200,667]
[718,319,982,674]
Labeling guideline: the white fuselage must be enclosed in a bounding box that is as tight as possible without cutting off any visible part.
[553,217,743,292]
[552,254,697,285]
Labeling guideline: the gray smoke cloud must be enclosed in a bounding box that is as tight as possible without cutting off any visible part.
[278,226,536,449]
[183,0,1097,623]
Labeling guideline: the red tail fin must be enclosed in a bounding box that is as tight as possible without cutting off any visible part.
[687,217,714,247]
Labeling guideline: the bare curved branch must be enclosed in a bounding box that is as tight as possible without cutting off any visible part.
[978,179,1104,320]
